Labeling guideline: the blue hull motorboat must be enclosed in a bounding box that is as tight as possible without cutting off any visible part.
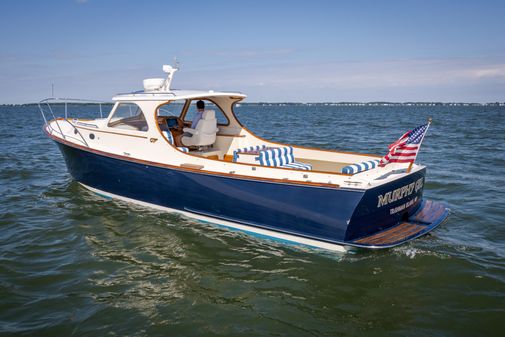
[40,64,449,252]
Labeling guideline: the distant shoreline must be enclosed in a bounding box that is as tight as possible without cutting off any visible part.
[3,101,504,107]
[242,102,505,107]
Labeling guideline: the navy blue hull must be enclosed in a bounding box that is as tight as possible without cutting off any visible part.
[346,169,426,241]
[54,139,433,247]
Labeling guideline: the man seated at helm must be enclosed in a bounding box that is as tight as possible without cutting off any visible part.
[174,100,205,146]
[190,100,205,129]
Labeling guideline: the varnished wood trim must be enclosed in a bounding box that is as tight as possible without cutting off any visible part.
[44,127,341,189]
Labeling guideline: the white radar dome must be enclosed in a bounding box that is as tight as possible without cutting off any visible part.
[143,78,165,92]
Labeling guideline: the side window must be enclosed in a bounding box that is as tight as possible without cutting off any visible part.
[185,100,228,125]
[107,103,148,131]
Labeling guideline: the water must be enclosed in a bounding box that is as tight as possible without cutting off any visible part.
[1,103,504,336]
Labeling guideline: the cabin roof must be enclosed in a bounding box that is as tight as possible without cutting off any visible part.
[113,89,246,102]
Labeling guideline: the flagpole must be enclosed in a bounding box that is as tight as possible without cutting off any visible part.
[407,117,432,173]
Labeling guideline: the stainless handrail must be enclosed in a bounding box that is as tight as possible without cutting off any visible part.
[38,98,111,148]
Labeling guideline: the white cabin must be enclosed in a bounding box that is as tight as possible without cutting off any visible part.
[44,66,421,190]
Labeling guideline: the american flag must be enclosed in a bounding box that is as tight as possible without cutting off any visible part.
[379,123,430,166]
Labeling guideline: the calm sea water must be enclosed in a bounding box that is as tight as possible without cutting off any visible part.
[1,103,504,336]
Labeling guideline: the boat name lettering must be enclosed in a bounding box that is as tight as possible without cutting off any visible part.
[377,177,424,208]
[390,197,418,215]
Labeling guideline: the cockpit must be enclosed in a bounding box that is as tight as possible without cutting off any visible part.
[156,98,227,148]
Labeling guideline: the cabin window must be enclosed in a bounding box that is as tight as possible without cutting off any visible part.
[185,99,229,125]
[107,103,149,131]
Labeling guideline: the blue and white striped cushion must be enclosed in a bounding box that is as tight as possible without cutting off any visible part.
[162,130,174,144]
[342,159,380,174]
[283,161,312,170]
[233,145,312,170]
[258,146,295,167]
[233,145,267,162]
[162,131,189,153]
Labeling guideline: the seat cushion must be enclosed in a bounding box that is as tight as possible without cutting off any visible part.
[258,147,312,171]
[162,130,175,144]
[162,130,189,153]
[233,145,312,170]
[180,111,218,147]
[233,145,267,162]
[342,159,380,174]
[258,146,295,167]
[282,161,312,170]
[202,110,215,120]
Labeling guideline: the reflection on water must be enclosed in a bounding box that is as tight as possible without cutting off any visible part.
[0,104,504,336]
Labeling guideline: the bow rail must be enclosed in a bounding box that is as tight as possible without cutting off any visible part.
[38,98,112,147]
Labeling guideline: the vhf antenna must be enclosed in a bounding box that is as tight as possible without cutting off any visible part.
[161,57,180,91]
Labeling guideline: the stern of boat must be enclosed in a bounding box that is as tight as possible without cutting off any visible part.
[344,167,449,248]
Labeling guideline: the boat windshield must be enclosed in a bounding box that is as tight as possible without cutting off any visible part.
[108,102,149,131]
[158,99,186,117]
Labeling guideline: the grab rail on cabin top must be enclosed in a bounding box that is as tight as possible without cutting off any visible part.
[38,98,111,148]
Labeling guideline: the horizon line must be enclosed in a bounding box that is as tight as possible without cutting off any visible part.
[2,101,505,106]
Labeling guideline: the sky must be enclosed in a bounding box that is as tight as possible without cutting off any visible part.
[1,0,504,103]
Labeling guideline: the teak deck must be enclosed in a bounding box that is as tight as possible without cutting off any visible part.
[353,222,426,245]
[352,200,447,246]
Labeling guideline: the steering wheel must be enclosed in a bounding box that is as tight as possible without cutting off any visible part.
[166,116,184,131]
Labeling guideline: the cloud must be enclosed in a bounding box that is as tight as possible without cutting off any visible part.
[239,58,505,88]
[1,53,504,103]
[173,56,505,102]
[465,65,505,79]
[76,0,88,4]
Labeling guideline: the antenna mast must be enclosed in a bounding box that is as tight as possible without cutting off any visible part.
[161,58,180,91]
